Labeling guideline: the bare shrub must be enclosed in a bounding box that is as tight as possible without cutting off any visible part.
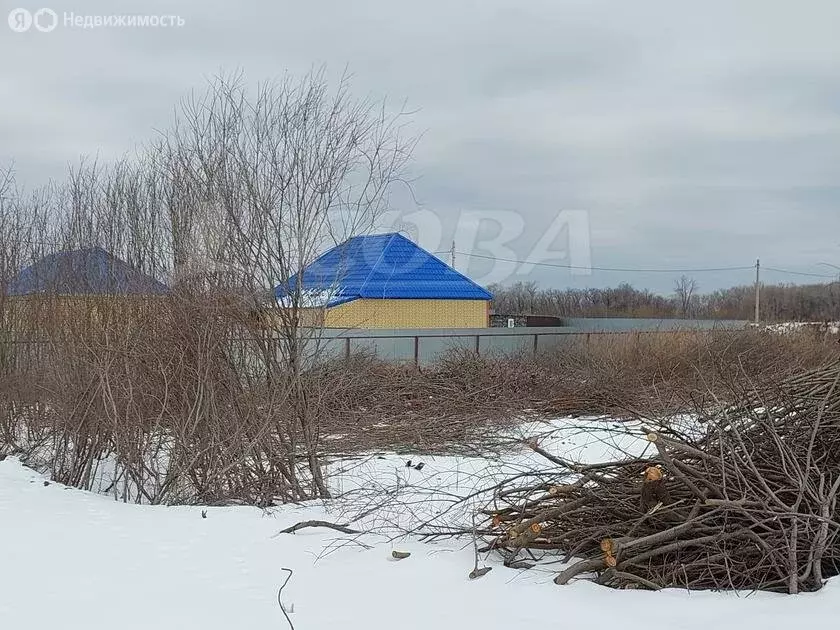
[308,330,838,456]
[0,68,415,505]
[528,329,836,416]
[3,290,314,504]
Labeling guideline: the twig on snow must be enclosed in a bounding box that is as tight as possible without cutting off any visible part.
[278,567,294,630]
[276,520,362,535]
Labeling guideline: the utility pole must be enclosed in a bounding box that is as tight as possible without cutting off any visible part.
[754,258,760,324]
[450,240,456,269]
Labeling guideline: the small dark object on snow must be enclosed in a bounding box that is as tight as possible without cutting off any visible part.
[201,510,207,519]
[42,481,50,487]
[414,462,425,471]
[469,567,492,579]
[405,460,412,467]
[391,550,411,560]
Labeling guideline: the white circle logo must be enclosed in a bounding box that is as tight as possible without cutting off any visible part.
[7,8,32,32]
[33,7,57,32]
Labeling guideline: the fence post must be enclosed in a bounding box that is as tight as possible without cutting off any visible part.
[413,335,419,366]
[475,334,480,356]
[345,337,351,360]
[533,333,538,357]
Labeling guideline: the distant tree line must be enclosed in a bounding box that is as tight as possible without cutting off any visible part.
[489,278,840,322]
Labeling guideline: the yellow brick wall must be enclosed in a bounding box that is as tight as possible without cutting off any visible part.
[323,299,489,329]
[3,295,167,335]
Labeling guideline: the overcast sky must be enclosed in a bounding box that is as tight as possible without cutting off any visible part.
[2,0,839,292]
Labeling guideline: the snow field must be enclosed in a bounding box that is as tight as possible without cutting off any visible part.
[1,417,838,629]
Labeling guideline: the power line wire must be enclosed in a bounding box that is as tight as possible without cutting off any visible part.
[763,267,837,279]
[450,250,753,273]
[442,250,838,279]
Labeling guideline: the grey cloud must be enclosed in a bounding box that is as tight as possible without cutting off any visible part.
[2,0,840,292]
[719,68,840,116]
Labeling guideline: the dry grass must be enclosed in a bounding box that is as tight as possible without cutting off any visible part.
[316,329,838,455]
[2,316,837,504]
[530,329,836,416]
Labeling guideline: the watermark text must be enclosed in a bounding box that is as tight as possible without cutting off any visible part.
[8,8,186,33]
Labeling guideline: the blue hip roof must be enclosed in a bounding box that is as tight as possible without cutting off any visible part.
[6,247,168,296]
[275,233,492,307]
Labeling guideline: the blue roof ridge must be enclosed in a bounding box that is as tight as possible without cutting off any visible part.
[357,232,398,297]
[390,233,492,299]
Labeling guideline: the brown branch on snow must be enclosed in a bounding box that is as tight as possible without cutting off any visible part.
[277,520,362,535]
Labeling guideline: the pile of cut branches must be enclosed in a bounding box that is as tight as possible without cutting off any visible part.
[475,361,840,593]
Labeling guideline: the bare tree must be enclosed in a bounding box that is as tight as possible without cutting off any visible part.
[0,166,56,293]
[153,68,416,497]
[0,164,16,291]
[673,275,698,318]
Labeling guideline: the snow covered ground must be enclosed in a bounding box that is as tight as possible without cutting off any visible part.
[2,418,839,629]
[760,321,840,335]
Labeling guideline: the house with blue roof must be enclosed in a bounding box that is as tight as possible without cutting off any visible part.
[6,247,168,297]
[4,247,168,333]
[275,233,492,328]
